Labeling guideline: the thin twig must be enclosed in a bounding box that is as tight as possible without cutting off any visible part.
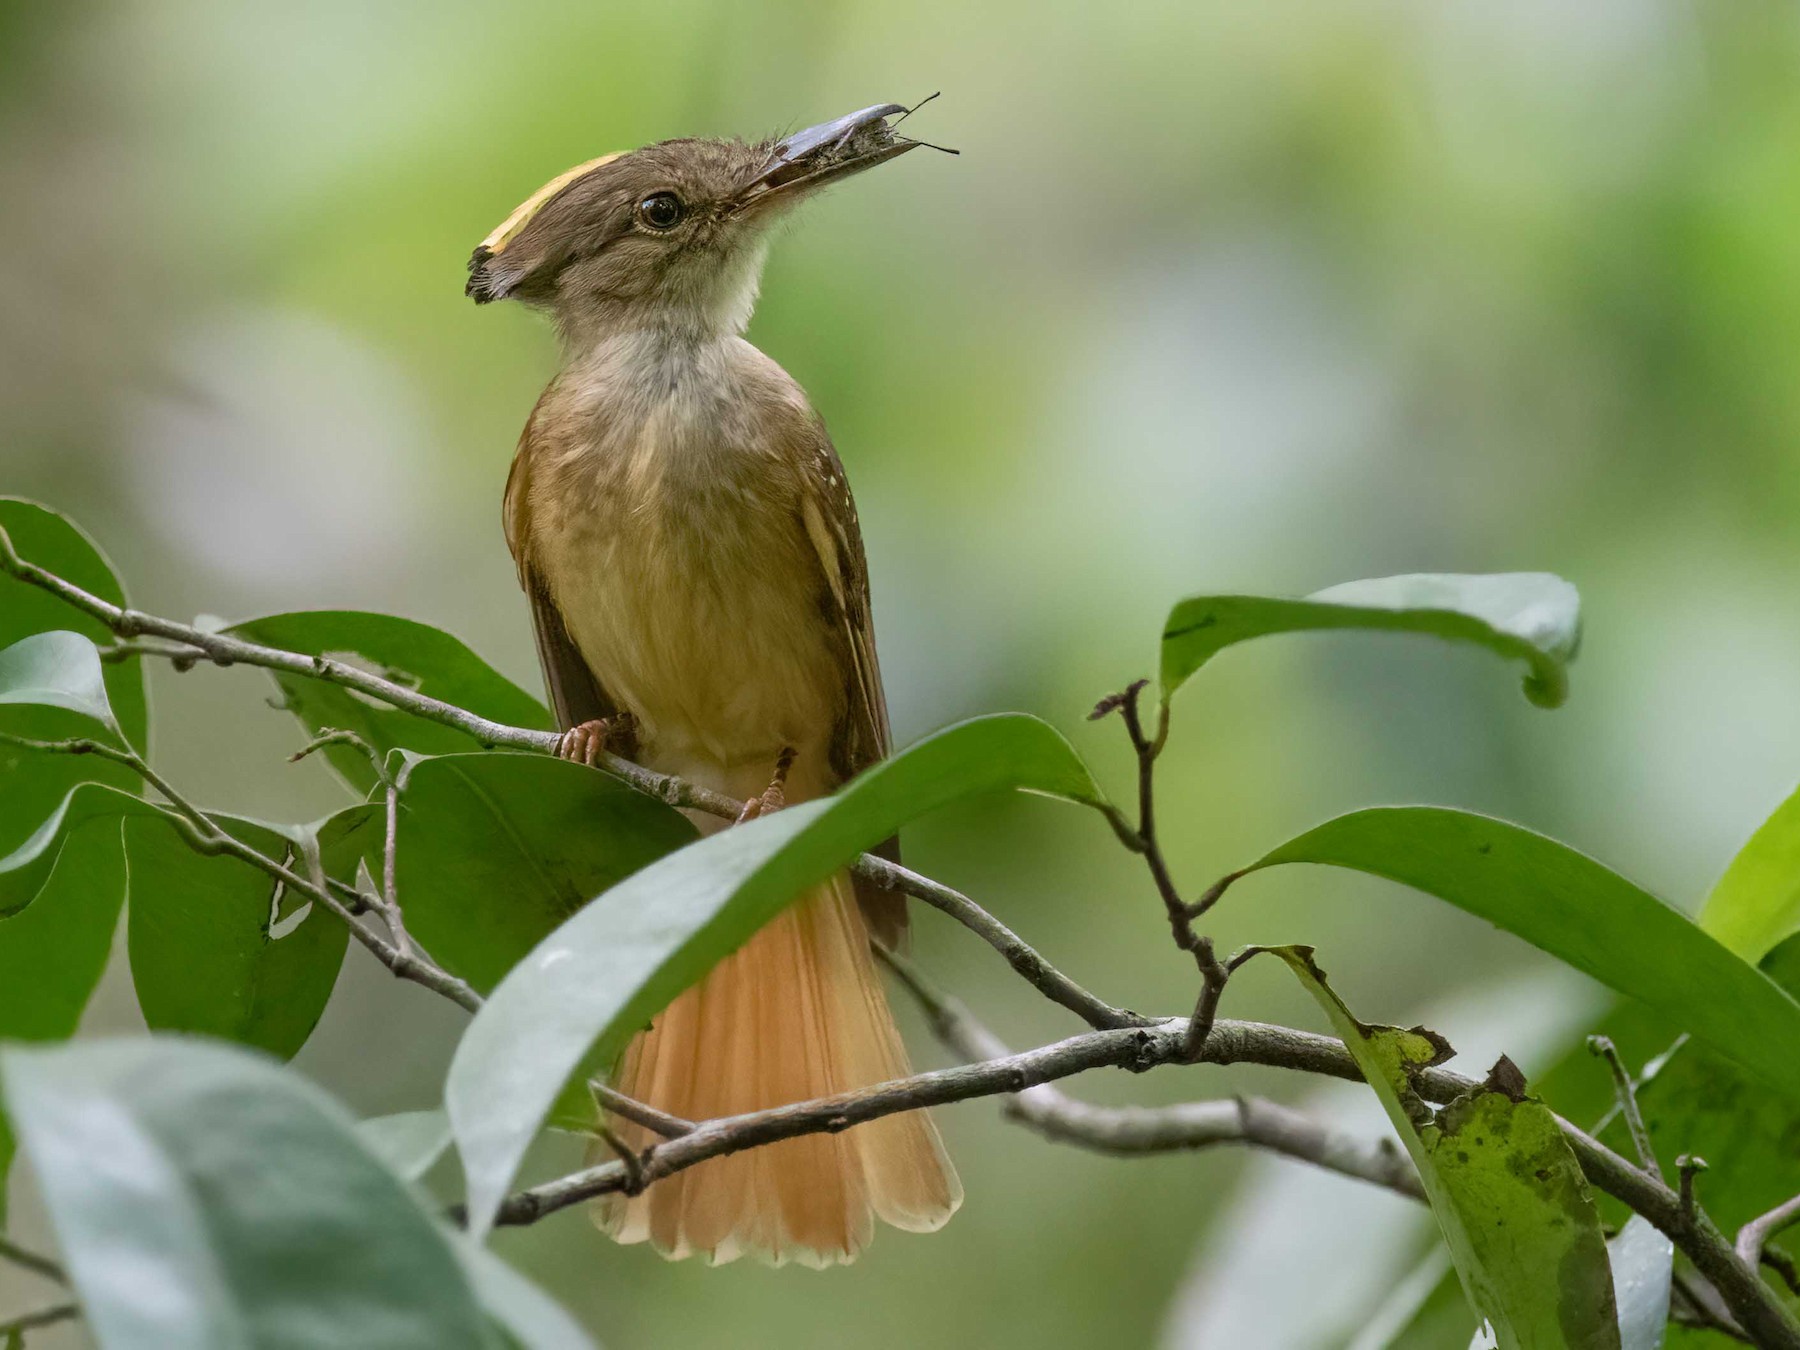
[879,946,1424,1201]
[10,531,1800,1344]
[594,1125,647,1196]
[0,1301,80,1337]
[852,854,1143,1031]
[1588,1034,1660,1178]
[479,1006,1800,1345]
[1738,1191,1800,1295]
[287,727,384,779]
[4,732,481,1013]
[1672,1268,1754,1343]
[379,778,414,961]
[591,1082,694,1139]
[97,637,212,669]
[1093,679,1232,1059]
[1679,1154,1707,1221]
[0,1234,65,1285]
[3,526,1140,1035]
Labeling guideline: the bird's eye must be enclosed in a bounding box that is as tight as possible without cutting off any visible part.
[638,192,685,230]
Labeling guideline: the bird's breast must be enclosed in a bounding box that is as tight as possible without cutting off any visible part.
[529,397,843,798]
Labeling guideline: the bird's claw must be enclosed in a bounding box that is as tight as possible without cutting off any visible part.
[737,745,797,824]
[556,713,636,767]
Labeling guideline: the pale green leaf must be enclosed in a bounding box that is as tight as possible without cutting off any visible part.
[1161,572,1579,708]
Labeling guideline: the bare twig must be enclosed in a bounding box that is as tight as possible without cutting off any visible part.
[287,727,384,778]
[479,1005,1800,1345]
[3,732,481,1013]
[97,637,211,668]
[591,1083,694,1139]
[1588,1034,1659,1178]
[1738,1191,1800,1297]
[378,778,415,961]
[1679,1154,1708,1221]
[0,1301,80,1338]
[852,854,1143,1031]
[1673,1268,1754,1343]
[594,1125,648,1196]
[879,946,1425,1201]
[10,532,1800,1344]
[3,525,1138,1036]
[0,1235,65,1285]
[1092,679,1232,1059]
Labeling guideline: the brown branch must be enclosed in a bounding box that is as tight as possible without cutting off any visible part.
[3,732,483,1014]
[11,530,1799,1343]
[851,854,1143,1031]
[1739,1191,1800,1297]
[1673,1268,1754,1343]
[1092,679,1232,1058]
[2,523,1136,1035]
[478,1003,1800,1344]
[591,1083,693,1139]
[879,946,1425,1202]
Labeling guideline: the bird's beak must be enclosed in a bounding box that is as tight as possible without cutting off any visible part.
[734,103,923,215]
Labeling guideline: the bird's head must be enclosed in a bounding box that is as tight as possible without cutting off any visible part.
[467,102,938,344]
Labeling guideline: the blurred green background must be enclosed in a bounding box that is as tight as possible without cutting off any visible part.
[5,1,1800,1345]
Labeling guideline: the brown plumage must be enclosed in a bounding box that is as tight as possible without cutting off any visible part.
[475,105,958,1265]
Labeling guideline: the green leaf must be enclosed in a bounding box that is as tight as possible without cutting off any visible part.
[0,823,128,1222]
[0,630,117,732]
[1161,572,1580,709]
[0,500,147,858]
[0,781,168,917]
[125,812,355,1060]
[1264,946,1619,1350]
[446,712,1107,1236]
[1698,779,1800,961]
[1232,806,1800,1105]
[1597,936,1800,1245]
[0,817,127,1042]
[1400,1219,1668,1350]
[395,753,698,995]
[358,1109,453,1183]
[456,1242,599,1350]
[0,1036,495,1350]
[228,611,553,795]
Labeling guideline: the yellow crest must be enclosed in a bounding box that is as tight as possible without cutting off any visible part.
[478,152,625,258]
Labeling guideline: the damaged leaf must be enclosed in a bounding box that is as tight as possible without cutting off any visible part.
[1262,945,1620,1350]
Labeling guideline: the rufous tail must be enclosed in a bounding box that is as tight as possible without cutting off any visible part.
[591,871,961,1267]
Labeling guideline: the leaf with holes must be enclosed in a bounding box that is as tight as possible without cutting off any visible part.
[1225,807,1800,1106]
[124,810,367,1059]
[1261,946,1619,1350]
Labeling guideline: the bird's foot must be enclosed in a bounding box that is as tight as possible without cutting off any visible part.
[556,713,636,767]
[737,745,798,824]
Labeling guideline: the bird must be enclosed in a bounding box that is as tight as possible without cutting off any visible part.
[468,103,960,1267]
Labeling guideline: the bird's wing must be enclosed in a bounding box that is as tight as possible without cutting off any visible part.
[504,420,625,738]
[796,416,907,947]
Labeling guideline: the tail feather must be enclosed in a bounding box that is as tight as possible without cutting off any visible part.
[592,871,960,1266]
